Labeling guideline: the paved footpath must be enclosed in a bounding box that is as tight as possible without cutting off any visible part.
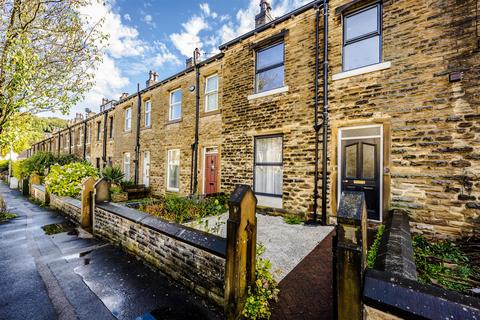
[0,183,222,320]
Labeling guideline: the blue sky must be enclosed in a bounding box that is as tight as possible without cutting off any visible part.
[54,0,311,118]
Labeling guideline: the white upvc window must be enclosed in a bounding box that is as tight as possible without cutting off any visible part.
[205,74,219,112]
[123,153,131,181]
[254,136,283,197]
[145,100,151,127]
[169,89,182,121]
[167,149,180,191]
[125,107,132,131]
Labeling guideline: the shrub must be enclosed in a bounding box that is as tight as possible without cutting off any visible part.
[367,224,385,268]
[109,184,123,195]
[11,160,25,179]
[283,214,303,225]
[243,243,279,320]
[45,162,99,197]
[21,152,82,178]
[102,166,124,184]
[0,160,9,172]
[120,179,135,189]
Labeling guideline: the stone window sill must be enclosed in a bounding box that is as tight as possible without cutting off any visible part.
[166,119,182,125]
[332,62,392,81]
[247,86,289,101]
[201,109,221,117]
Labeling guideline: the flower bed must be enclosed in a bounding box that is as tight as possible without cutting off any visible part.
[413,234,480,297]
[138,194,228,223]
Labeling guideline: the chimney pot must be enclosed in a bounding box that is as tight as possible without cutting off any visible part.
[146,70,158,87]
[186,57,193,68]
[255,0,273,28]
[120,92,129,100]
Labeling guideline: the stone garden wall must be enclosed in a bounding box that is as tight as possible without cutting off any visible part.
[31,184,46,204]
[94,202,227,306]
[49,193,82,223]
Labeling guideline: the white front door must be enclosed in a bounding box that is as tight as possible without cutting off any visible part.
[143,151,150,187]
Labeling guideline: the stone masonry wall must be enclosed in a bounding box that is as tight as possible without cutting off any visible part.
[94,204,226,306]
[31,184,46,204]
[49,194,82,223]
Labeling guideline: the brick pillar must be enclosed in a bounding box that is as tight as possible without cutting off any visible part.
[335,191,368,320]
[224,185,257,320]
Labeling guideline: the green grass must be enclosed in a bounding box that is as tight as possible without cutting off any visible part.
[367,224,385,268]
[283,214,303,225]
[0,211,17,223]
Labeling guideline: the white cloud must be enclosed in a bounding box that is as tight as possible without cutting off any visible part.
[142,14,156,28]
[200,3,218,19]
[123,13,131,21]
[151,42,182,68]
[170,15,209,57]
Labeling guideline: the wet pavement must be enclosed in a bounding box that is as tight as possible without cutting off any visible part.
[0,183,223,320]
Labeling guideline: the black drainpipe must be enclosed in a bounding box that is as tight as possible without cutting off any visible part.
[321,0,329,226]
[83,121,87,160]
[134,83,141,185]
[191,48,201,195]
[68,127,72,155]
[103,111,108,168]
[57,132,61,156]
[312,7,321,223]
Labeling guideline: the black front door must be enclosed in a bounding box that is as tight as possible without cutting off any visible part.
[341,138,381,220]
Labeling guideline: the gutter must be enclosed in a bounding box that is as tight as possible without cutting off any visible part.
[102,111,108,168]
[312,7,321,223]
[68,127,72,155]
[83,121,87,160]
[191,49,201,195]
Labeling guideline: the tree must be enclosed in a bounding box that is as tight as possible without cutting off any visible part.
[0,114,42,156]
[0,0,105,135]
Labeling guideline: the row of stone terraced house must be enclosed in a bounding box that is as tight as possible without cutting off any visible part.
[29,0,479,238]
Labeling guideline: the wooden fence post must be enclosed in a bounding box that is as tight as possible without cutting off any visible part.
[80,177,96,230]
[224,185,257,320]
[335,191,368,320]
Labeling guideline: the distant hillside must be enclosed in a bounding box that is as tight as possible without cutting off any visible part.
[32,116,69,135]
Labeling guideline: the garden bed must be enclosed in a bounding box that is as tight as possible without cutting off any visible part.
[413,234,480,297]
[134,194,229,224]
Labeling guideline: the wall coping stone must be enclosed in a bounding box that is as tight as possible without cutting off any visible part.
[32,184,46,193]
[52,194,81,209]
[97,202,227,258]
[364,269,480,319]
[374,209,417,281]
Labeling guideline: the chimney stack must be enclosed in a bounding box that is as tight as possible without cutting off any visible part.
[74,113,84,123]
[255,0,273,28]
[186,57,193,68]
[146,70,159,87]
[120,92,129,100]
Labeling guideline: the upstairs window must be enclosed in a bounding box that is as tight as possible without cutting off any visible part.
[343,4,381,71]
[109,117,114,139]
[97,122,101,141]
[205,75,219,112]
[125,107,132,131]
[169,90,182,121]
[255,42,285,93]
[145,100,151,127]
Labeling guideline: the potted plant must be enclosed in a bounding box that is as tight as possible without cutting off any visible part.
[102,166,128,202]
[109,184,128,202]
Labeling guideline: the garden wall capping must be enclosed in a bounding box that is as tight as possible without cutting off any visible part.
[363,269,480,319]
[374,209,417,280]
[96,202,227,258]
[32,184,45,193]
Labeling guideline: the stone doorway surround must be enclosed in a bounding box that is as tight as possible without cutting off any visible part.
[329,118,392,224]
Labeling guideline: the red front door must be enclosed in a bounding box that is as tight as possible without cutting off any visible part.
[204,153,218,195]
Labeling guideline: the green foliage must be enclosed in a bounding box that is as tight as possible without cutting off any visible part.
[367,224,385,268]
[11,160,24,179]
[18,152,82,178]
[283,214,303,225]
[102,166,125,184]
[109,185,123,195]
[0,212,17,223]
[243,243,280,320]
[0,160,9,172]
[140,194,229,223]
[413,235,478,293]
[45,162,98,197]
[120,179,135,189]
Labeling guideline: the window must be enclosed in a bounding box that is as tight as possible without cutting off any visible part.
[205,75,219,112]
[97,122,101,141]
[169,89,182,121]
[255,42,285,93]
[123,153,131,181]
[125,107,132,131]
[167,149,180,191]
[78,128,84,146]
[254,136,283,197]
[109,117,114,139]
[71,131,75,147]
[343,4,381,71]
[86,125,90,144]
[145,100,151,127]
